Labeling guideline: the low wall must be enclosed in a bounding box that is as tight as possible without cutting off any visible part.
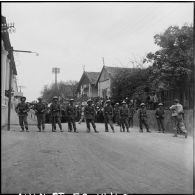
[133,109,194,135]
[1,106,37,128]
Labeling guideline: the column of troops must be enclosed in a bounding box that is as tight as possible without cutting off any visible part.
[15,96,187,138]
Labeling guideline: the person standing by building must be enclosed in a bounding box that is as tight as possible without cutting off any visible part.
[66,99,78,133]
[103,100,115,133]
[119,101,130,132]
[15,96,30,132]
[34,97,47,132]
[50,96,63,132]
[84,99,99,133]
[169,99,187,138]
[155,103,165,133]
[138,103,151,133]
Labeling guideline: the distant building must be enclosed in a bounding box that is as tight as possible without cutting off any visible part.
[76,71,100,98]
[96,66,136,98]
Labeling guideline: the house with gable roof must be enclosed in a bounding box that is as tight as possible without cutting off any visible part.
[76,71,100,98]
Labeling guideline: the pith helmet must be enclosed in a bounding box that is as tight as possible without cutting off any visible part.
[69,99,74,102]
[53,96,58,100]
[158,103,163,106]
[20,96,26,100]
[140,103,145,106]
[106,100,111,103]
[87,99,92,103]
[122,101,126,104]
[38,97,42,100]
[115,102,119,105]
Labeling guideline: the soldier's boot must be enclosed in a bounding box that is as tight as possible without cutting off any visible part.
[37,127,41,132]
[185,132,188,138]
[25,127,29,132]
[94,128,99,133]
[87,128,90,133]
[74,128,78,133]
[105,128,108,132]
[127,128,130,133]
[20,127,25,132]
[146,129,151,133]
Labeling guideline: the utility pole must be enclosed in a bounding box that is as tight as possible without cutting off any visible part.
[52,67,60,91]
[102,57,105,66]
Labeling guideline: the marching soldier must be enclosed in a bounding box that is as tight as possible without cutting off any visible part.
[84,99,99,133]
[66,99,78,133]
[138,103,151,133]
[50,96,63,132]
[169,99,187,138]
[103,100,115,133]
[119,101,130,132]
[128,102,135,128]
[34,97,47,132]
[15,96,30,132]
[155,103,165,133]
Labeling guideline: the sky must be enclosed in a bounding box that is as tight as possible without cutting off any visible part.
[2,2,194,102]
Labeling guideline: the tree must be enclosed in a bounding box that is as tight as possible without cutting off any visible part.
[111,68,150,101]
[145,25,194,97]
[41,80,78,103]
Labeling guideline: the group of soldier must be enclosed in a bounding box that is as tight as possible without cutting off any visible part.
[15,96,187,138]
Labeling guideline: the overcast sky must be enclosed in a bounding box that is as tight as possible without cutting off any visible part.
[2,2,193,102]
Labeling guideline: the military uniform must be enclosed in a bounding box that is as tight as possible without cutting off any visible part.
[66,103,77,132]
[50,98,62,132]
[119,103,129,132]
[34,100,47,131]
[138,104,150,132]
[155,104,165,133]
[84,101,98,133]
[103,103,114,132]
[15,98,30,131]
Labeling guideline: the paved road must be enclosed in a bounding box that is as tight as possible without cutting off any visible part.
[2,123,193,194]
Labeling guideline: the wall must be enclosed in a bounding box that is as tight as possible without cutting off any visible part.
[98,79,110,97]
[133,109,194,135]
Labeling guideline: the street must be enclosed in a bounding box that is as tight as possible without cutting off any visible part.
[2,123,193,194]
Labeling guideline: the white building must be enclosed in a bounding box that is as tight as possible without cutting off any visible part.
[1,16,22,127]
[96,66,135,98]
[76,71,100,98]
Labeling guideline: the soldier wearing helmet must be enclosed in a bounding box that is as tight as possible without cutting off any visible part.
[15,96,30,132]
[119,101,130,132]
[66,99,78,133]
[103,100,115,133]
[50,96,63,132]
[84,99,98,133]
[155,103,165,133]
[34,97,47,132]
[138,103,151,133]
[114,102,121,131]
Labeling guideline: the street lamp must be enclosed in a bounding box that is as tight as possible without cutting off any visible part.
[7,47,39,131]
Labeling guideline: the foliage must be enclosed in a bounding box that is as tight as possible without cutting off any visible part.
[145,25,194,91]
[111,68,150,100]
[41,80,78,103]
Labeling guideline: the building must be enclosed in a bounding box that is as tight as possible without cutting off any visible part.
[76,71,100,98]
[96,66,135,98]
